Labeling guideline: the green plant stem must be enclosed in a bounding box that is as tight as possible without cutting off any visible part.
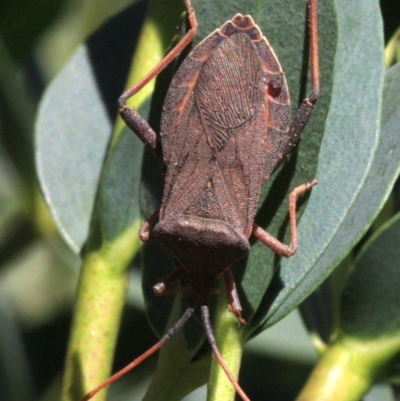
[385,27,400,68]
[61,1,189,399]
[207,278,245,401]
[61,222,140,401]
[296,332,400,401]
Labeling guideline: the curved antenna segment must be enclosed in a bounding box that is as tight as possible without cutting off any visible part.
[201,305,250,401]
[80,307,195,401]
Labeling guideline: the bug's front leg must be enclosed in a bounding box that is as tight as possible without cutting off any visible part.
[118,0,198,158]
[223,268,247,325]
[139,207,189,296]
[286,0,320,151]
[252,179,317,257]
[138,207,161,242]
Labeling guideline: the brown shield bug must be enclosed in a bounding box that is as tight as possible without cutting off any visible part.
[81,0,319,400]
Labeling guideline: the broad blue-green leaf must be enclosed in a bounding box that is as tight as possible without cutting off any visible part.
[295,212,400,401]
[341,212,400,338]
[35,3,148,252]
[302,65,400,343]
[257,0,389,332]
[36,46,111,252]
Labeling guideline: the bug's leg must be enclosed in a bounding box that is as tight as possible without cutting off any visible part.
[255,0,319,256]
[286,0,319,149]
[223,269,247,325]
[141,208,187,296]
[118,0,198,158]
[139,207,161,242]
[141,208,188,295]
[252,179,317,257]
[153,267,187,296]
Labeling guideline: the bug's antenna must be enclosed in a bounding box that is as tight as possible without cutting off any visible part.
[200,306,250,401]
[80,307,195,401]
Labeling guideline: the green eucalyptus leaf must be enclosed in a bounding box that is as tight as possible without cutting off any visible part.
[95,128,144,244]
[258,0,389,332]
[35,3,147,252]
[296,212,400,401]
[36,46,111,253]
[341,212,400,337]
[298,255,354,348]
[293,34,400,354]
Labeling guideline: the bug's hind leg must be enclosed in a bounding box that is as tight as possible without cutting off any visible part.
[223,268,247,325]
[139,208,188,295]
[118,0,198,158]
[252,179,317,257]
[139,207,160,242]
[285,0,320,152]
[153,267,187,296]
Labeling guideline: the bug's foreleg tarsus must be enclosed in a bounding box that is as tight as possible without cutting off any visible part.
[252,179,318,257]
[118,0,198,158]
[284,0,319,153]
[153,266,187,296]
[139,207,161,242]
[223,269,247,326]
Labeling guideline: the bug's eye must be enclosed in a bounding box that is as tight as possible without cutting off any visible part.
[267,81,282,99]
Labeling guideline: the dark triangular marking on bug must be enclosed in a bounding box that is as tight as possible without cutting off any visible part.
[184,182,224,220]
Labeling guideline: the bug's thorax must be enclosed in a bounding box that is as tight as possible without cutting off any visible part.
[152,213,250,278]
[184,271,218,307]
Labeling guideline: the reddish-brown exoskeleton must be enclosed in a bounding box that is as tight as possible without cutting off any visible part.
[81,1,319,400]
